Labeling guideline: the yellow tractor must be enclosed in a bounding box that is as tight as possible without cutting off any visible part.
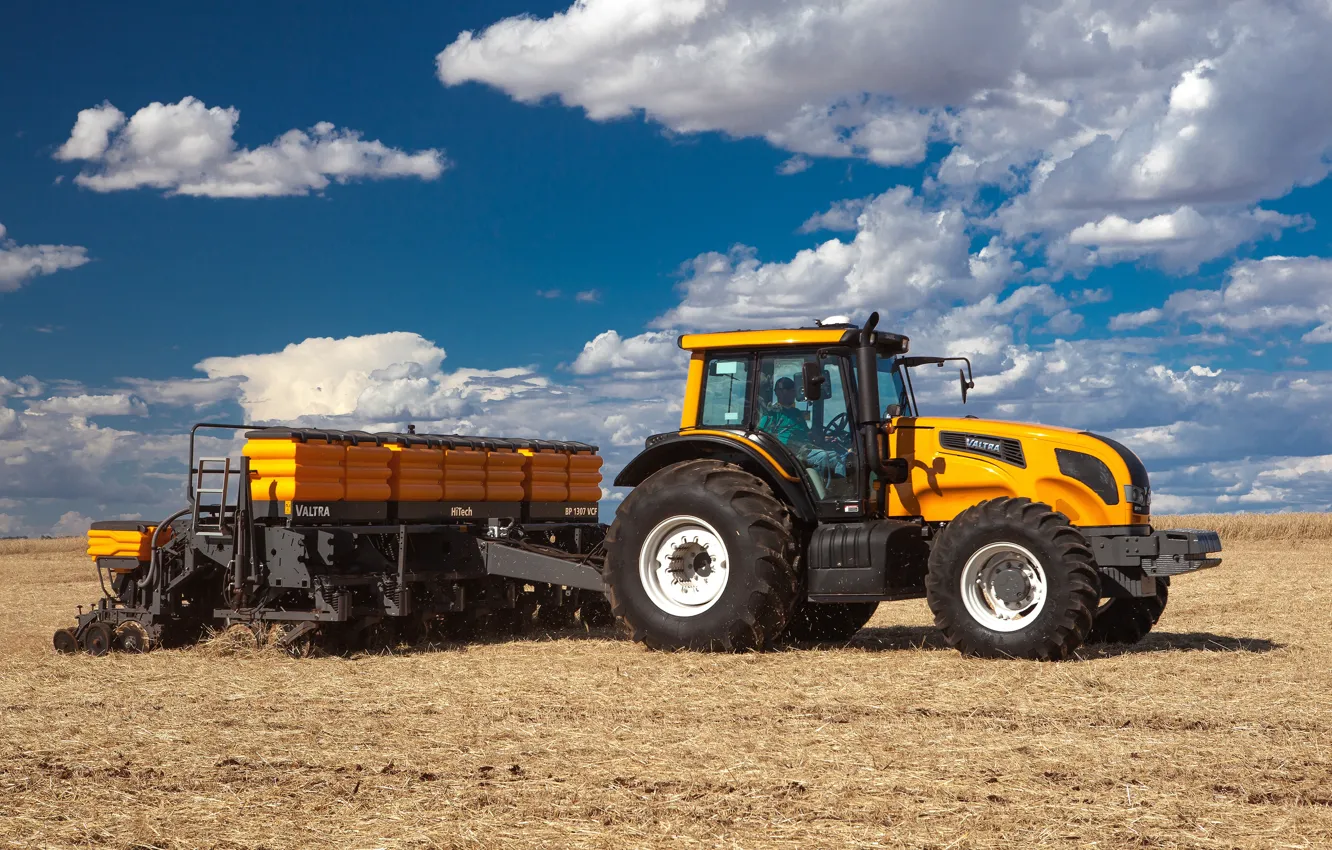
[605,313,1222,659]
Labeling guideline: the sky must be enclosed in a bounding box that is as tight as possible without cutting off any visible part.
[5,0,1332,535]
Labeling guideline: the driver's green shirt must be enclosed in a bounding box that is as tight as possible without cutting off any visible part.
[758,404,811,450]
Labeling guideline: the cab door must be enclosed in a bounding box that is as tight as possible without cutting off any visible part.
[754,351,864,520]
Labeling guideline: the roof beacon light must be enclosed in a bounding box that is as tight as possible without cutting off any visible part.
[819,315,851,326]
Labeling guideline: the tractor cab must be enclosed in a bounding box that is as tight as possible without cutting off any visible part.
[668,318,910,520]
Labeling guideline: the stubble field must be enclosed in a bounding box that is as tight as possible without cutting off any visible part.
[1,517,1330,849]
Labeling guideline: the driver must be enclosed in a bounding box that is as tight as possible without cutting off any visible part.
[758,376,845,476]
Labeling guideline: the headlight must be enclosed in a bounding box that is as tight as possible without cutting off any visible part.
[1055,449,1120,506]
[1124,484,1151,513]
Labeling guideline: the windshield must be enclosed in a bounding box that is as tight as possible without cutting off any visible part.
[880,356,912,416]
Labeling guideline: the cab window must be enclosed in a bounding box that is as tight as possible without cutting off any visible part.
[878,357,912,416]
[698,355,752,428]
[755,352,858,501]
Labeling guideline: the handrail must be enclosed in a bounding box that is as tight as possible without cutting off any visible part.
[188,422,260,499]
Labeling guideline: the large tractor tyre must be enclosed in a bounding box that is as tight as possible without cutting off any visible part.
[1087,577,1170,644]
[782,600,879,643]
[605,459,800,651]
[925,498,1099,660]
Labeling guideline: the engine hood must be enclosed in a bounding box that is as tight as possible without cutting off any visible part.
[886,416,1151,526]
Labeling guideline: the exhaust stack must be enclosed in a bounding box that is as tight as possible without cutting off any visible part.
[856,312,884,478]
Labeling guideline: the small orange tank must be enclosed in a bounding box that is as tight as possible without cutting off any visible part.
[437,436,487,502]
[476,438,525,502]
[87,520,169,566]
[340,432,393,502]
[565,442,604,502]
[377,433,444,501]
[509,439,569,502]
[242,428,345,502]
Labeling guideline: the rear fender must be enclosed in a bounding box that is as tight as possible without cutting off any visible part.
[615,431,819,525]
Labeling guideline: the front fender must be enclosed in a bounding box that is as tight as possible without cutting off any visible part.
[615,431,819,525]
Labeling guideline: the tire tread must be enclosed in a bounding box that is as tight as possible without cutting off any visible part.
[605,459,799,651]
[925,497,1099,660]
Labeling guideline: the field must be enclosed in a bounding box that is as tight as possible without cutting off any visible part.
[2,519,1331,849]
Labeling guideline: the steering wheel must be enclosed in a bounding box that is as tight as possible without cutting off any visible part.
[821,412,851,446]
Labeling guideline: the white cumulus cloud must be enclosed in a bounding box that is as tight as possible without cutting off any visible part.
[0,223,89,292]
[1060,207,1305,272]
[1119,255,1332,341]
[55,98,447,198]
[50,511,94,537]
[27,393,148,417]
[197,332,449,421]
[655,187,1016,330]
[437,0,1013,164]
[570,330,684,379]
[440,0,1332,270]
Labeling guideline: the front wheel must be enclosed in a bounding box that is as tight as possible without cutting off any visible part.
[926,498,1099,660]
[604,460,799,651]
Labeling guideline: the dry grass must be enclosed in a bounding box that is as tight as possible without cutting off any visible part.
[1157,512,1332,541]
[2,519,1331,848]
[0,537,83,556]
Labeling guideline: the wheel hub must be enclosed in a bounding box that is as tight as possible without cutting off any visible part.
[667,541,714,583]
[959,542,1049,633]
[639,516,731,618]
[987,559,1034,607]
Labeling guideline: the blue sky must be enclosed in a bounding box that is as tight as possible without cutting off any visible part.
[2,0,941,377]
[6,0,1332,533]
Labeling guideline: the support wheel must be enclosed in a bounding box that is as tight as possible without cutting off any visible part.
[275,625,320,658]
[782,600,879,643]
[81,621,114,657]
[604,460,799,651]
[53,628,79,655]
[925,498,1099,660]
[1088,577,1170,644]
[220,622,261,651]
[114,622,152,653]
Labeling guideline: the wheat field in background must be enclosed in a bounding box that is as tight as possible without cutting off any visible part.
[1,514,1329,848]
[1155,512,1332,540]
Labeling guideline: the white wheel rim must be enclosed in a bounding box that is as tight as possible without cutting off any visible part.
[638,515,730,618]
[960,542,1048,632]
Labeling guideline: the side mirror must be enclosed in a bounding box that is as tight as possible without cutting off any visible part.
[801,361,826,402]
[959,369,975,404]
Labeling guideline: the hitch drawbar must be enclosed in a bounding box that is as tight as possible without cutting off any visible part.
[1086,527,1223,576]
[479,540,606,592]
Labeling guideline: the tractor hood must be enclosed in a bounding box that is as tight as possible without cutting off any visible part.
[886,416,1151,527]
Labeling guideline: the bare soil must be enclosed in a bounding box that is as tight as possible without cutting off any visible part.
[1,529,1329,849]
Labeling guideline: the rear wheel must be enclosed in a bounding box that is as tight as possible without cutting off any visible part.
[1087,577,1170,644]
[605,460,799,651]
[926,498,1099,660]
[782,600,879,643]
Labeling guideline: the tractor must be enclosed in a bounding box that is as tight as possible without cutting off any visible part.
[604,313,1221,659]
